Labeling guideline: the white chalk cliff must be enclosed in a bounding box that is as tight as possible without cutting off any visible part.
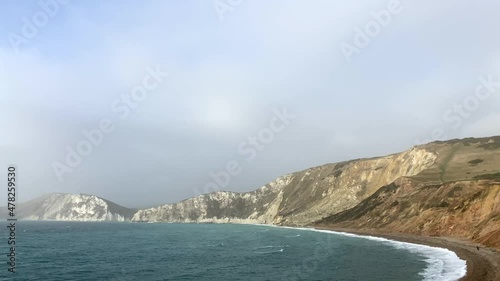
[11,193,135,221]
[132,146,436,226]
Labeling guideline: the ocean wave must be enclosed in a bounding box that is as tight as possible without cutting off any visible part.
[254,248,284,254]
[281,226,467,281]
[254,245,289,250]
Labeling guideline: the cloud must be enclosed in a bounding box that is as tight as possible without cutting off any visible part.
[462,113,500,138]
[1,0,500,207]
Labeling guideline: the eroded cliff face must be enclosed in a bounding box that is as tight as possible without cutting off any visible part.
[312,137,500,248]
[132,147,437,225]
[132,175,293,223]
[12,136,500,249]
[316,178,500,248]
[273,147,437,225]
[15,194,136,221]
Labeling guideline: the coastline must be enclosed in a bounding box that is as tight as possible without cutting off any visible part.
[315,227,500,281]
[19,220,500,280]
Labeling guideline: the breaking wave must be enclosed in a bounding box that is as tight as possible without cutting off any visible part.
[280,226,467,281]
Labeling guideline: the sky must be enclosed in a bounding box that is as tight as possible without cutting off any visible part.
[1,0,499,208]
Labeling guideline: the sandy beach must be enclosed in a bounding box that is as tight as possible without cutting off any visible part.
[317,227,500,281]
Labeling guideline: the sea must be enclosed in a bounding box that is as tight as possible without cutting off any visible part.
[1,221,466,281]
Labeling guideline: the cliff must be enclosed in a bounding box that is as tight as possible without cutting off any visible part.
[131,135,500,248]
[11,136,500,249]
[4,193,136,221]
[133,143,438,225]
[315,137,500,248]
[316,178,500,248]
[132,175,292,223]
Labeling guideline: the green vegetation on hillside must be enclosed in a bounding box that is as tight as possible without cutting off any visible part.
[473,173,500,180]
[468,159,484,166]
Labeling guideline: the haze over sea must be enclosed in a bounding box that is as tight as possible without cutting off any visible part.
[2,222,465,281]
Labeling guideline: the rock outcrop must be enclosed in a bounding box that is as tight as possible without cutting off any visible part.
[131,135,500,248]
[133,145,438,225]
[10,136,500,249]
[316,178,500,248]
[315,136,500,248]
[132,175,292,223]
[6,193,136,221]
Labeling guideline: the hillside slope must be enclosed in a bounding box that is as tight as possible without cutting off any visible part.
[315,178,500,248]
[1,193,137,221]
[132,145,439,225]
[11,136,500,250]
[315,137,500,248]
[132,136,500,249]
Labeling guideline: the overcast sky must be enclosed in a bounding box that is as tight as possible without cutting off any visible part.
[1,0,499,208]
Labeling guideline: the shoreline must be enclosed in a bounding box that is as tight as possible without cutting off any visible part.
[20,221,500,280]
[315,227,500,281]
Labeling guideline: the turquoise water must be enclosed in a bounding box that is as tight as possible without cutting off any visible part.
[1,222,464,280]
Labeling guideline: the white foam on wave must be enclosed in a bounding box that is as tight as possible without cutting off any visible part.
[254,245,289,250]
[270,226,467,281]
[254,248,285,254]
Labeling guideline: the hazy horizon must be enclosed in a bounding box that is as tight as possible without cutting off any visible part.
[6,133,499,209]
[1,0,500,208]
